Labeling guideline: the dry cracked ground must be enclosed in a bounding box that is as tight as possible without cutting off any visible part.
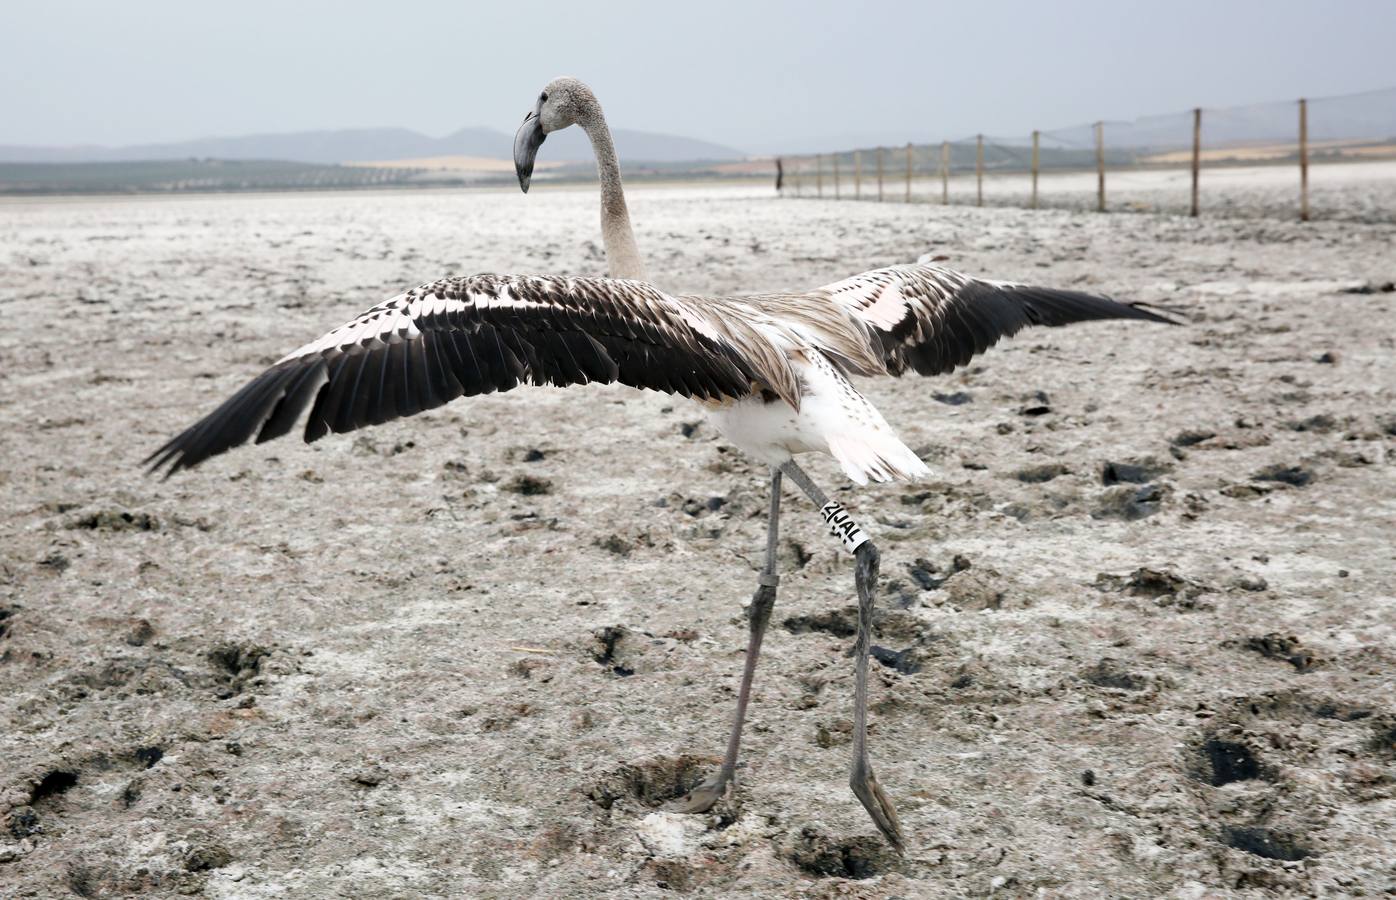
[1,184,1393,898]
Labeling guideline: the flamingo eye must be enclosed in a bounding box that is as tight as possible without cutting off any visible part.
[539,92,548,103]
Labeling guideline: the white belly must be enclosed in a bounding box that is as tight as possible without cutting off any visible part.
[698,348,930,485]
[705,396,827,466]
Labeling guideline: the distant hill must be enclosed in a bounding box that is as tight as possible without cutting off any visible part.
[0,125,747,165]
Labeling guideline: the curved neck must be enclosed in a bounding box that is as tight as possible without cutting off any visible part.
[579,105,646,281]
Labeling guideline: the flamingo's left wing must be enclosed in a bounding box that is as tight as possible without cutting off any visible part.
[810,263,1178,377]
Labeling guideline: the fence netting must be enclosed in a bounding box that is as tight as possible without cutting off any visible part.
[780,87,1396,223]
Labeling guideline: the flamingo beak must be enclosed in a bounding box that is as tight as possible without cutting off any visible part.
[514,111,546,193]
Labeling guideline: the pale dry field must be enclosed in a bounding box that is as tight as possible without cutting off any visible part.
[1,182,1394,898]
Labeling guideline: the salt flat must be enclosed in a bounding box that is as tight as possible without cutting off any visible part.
[1,183,1393,897]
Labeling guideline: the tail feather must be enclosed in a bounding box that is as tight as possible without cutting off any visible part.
[827,431,930,486]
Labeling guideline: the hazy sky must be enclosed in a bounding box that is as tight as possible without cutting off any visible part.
[4,0,1394,151]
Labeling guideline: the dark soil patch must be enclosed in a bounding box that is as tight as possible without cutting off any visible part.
[586,755,710,809]
[1252,464,1314,487]
[1171,429,1217,447]
[590,625,634,676]
[1093,484,1166,520]
[786,827,895,879]
[1243,633,1317,672]
[1222,826,1310,861]
[870,645,922,675]
[783,609,856,639]
[503,474,553,496]
[1368,718,1396,757]
[1101,458,1173,485]
[783,607,929,643]
[69,509,159,531]
[7,806,41,839]
[133,745,164,769]
[208,642,271,697]
[1097,567,1194,599]
[1200,739,1264,786]
[905,558,944,591]
[31,769,79,804]
[1083,658,1146,691]
[1014,463,1070,483]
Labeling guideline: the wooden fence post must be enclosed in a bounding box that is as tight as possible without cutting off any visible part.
[1095,121,1105,212]
[975,134,984,207]
[940,141,949,204]
[876,146,884,201]
[1299,98,1309,222]
[1190,108,1201,217]
[834,154,841,199]
[1031,130,1040,209]
[816,154,823,197]
[905,142,912,202]
[854,150,862,199]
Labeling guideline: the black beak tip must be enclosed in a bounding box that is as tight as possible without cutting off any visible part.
[513,111,545,196]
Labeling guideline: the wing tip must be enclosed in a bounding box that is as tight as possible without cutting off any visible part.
[1127,301,1186,325]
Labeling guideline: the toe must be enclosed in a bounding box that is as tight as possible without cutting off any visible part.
[663,782,724,814]
[851,770,905,852]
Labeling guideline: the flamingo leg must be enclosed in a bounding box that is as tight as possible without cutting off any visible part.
[777,461,905,852]
[666,466,783,813]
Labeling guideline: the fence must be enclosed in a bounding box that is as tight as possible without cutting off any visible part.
[777,87,1396,224]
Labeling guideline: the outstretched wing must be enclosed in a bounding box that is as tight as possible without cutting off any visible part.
[147,273,761,476]
[812,263,1178,377]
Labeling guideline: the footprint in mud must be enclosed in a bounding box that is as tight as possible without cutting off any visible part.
[1251,463,1315,487]
[585,754,714,811]
[1222,825,1311,862]
[0,605,18,639]
[589,625,636,677]
[1101,457,1174,485]
[783,605,933,643]
[207,641,271,698]
[1082,658,1148,692]
[9,743,167,837]
[1193,737,1269,787]
[784,826,899,880]
[1238,633,1318,672]
[1185,693,1387,868]
[1367,717,1396,758]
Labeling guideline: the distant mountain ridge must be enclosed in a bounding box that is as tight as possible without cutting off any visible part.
[0,125,747,165]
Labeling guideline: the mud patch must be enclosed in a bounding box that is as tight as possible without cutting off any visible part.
[1082,658,1146,691]
[783,609,856,638]
[1242,633,1318,672]
[784,826,897,879]
[1252,464,1314,488]
[1092,484,1167,520]
[31,769,80,804]
[207,642,271,697]
[67,509,160,532]
[1014,463,1070,483]
[1197,738,1266,786]
[1222,826,1311,861]
[1101,458,1173,485]
[586,755,712,810]
[589,625,635,676]
[870,645,923,675]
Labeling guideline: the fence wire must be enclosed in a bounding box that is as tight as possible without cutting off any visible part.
[779,87,1396,224]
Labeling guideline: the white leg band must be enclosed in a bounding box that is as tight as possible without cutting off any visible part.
[818,501,870,555]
